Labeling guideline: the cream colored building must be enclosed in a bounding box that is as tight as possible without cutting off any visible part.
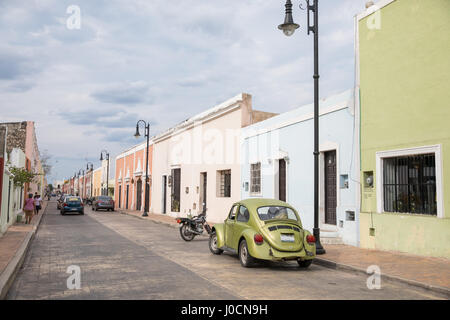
[150,93,276,223]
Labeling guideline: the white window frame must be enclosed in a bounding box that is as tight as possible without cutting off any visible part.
[376,144,444,218]
[250,162,262,196]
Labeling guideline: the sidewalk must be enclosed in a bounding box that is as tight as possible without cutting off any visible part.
[118,209,450,296]
[0,201,47,299]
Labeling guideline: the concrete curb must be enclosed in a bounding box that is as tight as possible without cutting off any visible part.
[0,202,46,300]
[313,257,450,298]
[117,210,179,229]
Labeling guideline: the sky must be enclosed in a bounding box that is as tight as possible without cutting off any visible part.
[0,0,371,183]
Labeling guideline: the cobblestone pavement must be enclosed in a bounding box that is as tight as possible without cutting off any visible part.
[7,203,448,300]
[7,202,237,300]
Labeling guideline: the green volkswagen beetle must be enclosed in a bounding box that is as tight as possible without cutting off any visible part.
[209,198,316,268]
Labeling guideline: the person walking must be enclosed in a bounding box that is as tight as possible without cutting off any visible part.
[34,194,42,215]
[23,193,35,224]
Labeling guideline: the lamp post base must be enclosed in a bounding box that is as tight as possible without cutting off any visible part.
[142,211,148,217]
[313,227,326,255]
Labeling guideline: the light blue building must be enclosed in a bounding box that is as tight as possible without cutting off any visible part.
[241,89,359,246]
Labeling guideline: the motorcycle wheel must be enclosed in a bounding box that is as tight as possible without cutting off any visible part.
[180,224,196,241]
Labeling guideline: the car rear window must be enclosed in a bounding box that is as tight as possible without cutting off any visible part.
[67,197,81,202]
[98,196,112,200]
[257,206,299,222]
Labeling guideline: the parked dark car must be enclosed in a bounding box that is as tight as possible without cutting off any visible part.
[60,196,84,215]
[92,196,115,211]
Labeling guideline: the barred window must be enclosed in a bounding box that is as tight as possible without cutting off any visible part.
[250,163,261,195]
[218,170,231,197]
[383,154,436,215]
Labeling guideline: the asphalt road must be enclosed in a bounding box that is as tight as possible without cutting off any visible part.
[7,201,446,300]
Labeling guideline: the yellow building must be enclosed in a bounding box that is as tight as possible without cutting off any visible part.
[92,167,102,197]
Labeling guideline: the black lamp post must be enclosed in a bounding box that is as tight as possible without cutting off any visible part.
[100,150,110,197]
[86,162,94,199]
[134,120,150,217]
[278,0,325,254]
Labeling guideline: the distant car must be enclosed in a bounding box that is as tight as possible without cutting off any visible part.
[92,196,114,211]
[60,196,84,215]
[209,198,316,268]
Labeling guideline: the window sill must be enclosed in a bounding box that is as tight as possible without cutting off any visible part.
[379,211,440,218]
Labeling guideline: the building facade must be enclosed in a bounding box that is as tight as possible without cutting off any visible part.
[241,90,359,246]
[115,142,153,212]
[0,121,44,234]
[92,167,102,197]
[356,0,450,258]
[150,93,276,223]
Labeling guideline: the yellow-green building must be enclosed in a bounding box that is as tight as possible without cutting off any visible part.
[356,0,450,258]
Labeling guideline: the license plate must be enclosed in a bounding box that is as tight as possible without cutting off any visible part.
[280,234,295,242]
[71,208,77,211]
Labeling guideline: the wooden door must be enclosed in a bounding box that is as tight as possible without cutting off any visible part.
[279,159,286,202]
[324,151,337,225]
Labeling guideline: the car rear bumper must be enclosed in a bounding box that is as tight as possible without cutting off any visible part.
[250,241,315,261]
[96,205,114,209]
[62,207,84,213]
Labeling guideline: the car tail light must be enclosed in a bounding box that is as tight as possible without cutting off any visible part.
[306,235,316,244]
[63,203,68,207]
[254,234,264,245]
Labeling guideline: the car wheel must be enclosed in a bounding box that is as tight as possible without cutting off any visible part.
[179,224,195,241]
[297,259,313,268]
[60,211,65,215]
[80,211,84,215]
[239,239,256,267]
[209,232,223,255]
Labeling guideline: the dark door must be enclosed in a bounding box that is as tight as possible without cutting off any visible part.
[136,179,142,211]
[200,172,207,214]
[279,159,286,202]
[118,185,121,208]
[171,168,181,212]
[7,180,11,223]
[162,175,167,214]
[126,185,129,210]
[325,150,337,225]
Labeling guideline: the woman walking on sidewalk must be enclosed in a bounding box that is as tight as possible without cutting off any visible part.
[34,194,42,215]
[23,193,35,224]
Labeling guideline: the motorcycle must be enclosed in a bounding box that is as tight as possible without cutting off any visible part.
[176,212,212,241]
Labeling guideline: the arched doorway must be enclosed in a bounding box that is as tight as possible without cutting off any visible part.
[136,179,142,211]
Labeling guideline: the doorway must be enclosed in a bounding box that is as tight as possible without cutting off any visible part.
[324,150,337,225]
[171,168,181,212]
[126,185,129,210]
[136,179,142,211]
[118,185,122,208]
[278,159,286,202]
[162,175,167,214]
[200,172,207,214]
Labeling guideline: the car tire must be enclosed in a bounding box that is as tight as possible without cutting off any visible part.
[60,211,65,215]
[297,259,313,268]
[80,211,84,215]
[239,239,256,268]
[209,232,223,255]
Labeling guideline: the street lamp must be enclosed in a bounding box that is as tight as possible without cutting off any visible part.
[86,162,94,199]
[278,0,325,254]
[99,150,110,197]
[134,120,150,217]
